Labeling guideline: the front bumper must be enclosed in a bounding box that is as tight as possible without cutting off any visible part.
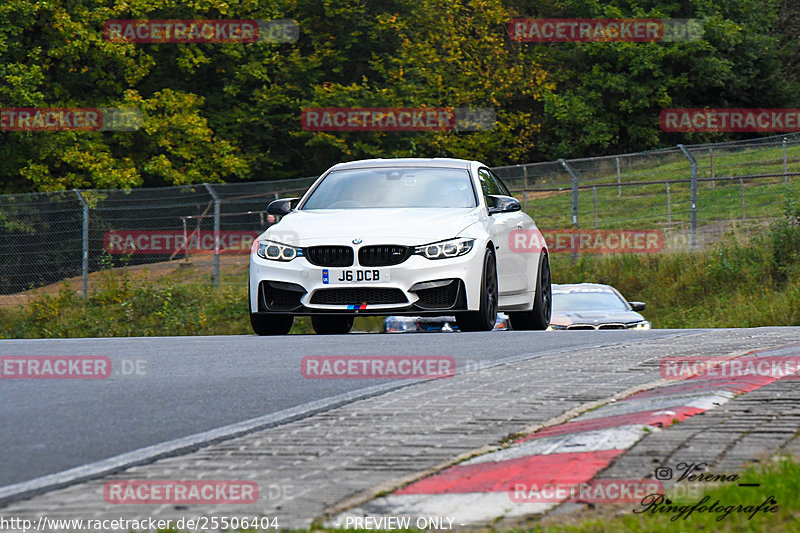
[249,249,484,316]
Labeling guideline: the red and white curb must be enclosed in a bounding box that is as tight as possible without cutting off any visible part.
[329,347,797,527]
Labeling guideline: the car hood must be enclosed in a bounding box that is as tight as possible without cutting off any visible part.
[549,310,646,326]
[260,208,482,246]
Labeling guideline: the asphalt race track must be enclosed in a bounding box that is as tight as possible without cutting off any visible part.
[0,330,683,488]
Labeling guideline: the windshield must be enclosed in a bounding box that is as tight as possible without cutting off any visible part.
[552,291,629,312]
[301,167,477,209]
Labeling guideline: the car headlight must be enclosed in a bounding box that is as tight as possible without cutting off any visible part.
[629,321,651,330]
[414,238,474,260]
[256,240,303,262]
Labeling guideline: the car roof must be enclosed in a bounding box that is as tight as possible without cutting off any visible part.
[329,158,475,170]
[552,283,618,293]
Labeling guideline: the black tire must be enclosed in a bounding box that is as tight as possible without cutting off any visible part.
[250,313,294,335]
[456,248,498,332]
[509,252,551,330]
[311,315,354,335]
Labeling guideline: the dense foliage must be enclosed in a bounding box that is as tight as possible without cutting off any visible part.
[0,0,797,193]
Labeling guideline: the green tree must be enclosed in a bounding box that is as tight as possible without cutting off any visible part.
[0,0,249,192]
[283,0,551,170]
[0,0,796,192]
[508,0,798,159]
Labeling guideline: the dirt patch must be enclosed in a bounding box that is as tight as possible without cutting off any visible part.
[512,189,570,202]
[527,190,570,200]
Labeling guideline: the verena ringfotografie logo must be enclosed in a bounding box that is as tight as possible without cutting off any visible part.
[103,480,258,504]
[635,493,780,522]
[103,230,260,255]
[104,19,299,43]
[1,107,142,131]
[661,356,800,380]
[509,229,664,254]
[509,19,703,42]
[1,356,112,379]
[300,107,495,131]
[511,479,663,503]
[301,356,455,379]
[661,109,800,132]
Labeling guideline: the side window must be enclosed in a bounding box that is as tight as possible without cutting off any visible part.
[489,170,511,196]
[477,168,501,201]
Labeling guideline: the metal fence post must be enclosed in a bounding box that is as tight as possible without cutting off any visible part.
[73,189,89,298]
[666,182,671,225]
[677,145,698,249]
[740,178,745,220]
[592,186,598,229]
[523,165,528,212]
[182,217,189,263]
[783,137,788,183]
[559,159,579,228]
[559,159,580,261]
[709,147,715,187]
[204,183,221,288]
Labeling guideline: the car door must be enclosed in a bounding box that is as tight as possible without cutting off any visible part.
[493,169,540,294]
[477,168,527,294]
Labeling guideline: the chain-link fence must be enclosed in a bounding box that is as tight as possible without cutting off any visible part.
[2,133,799,303]
[494,133,800,251]
[0,176,316,302]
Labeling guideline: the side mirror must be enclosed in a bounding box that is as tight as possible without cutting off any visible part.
[487,195,521,215]
[267,198,298,216]
[629,301,646,311]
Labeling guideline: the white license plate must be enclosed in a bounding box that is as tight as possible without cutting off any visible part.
[323,268,389,284]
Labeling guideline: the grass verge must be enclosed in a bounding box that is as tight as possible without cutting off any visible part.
[549,202,800,328]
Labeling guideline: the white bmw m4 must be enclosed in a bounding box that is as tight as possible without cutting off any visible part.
[249,158,551,335]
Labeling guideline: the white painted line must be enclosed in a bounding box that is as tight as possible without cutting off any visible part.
[463,425,655,464]
[573,391,735,421]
